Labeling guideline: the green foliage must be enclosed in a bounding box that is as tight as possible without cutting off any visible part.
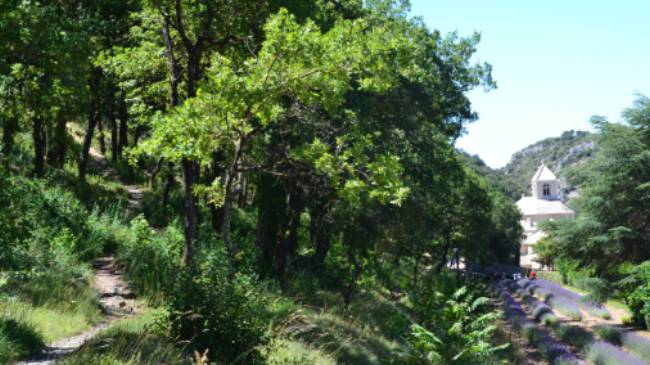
[117,217,183,303]
[403,281,508,365]
[501,130,595,199]
[593,325,621,346]
[622,261,650,329]
[167,252,269,364]
[544,97,650,327]
[0,316,45,364]
[0,173,119,269]
[60,309,184,365]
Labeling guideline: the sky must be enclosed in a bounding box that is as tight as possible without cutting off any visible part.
[409,0,650,168]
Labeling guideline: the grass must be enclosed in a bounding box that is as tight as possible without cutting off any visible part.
[263,339,337,365]
[0,315,45,364]
[2,299,98,342]
[60,308,185,365]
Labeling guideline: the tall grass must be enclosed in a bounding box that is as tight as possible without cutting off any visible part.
[59,309,185,365]
[0,314,44,364]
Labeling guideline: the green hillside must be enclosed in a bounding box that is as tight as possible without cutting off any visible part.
[463,130,596,200]
[500,130,595,199]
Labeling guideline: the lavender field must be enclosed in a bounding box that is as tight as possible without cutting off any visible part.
[516,278,611,320]
[497,282,585,365]
[501,278,650,365]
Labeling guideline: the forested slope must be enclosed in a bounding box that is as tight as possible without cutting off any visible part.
[500,130,596,199]
[461,130,596,200]
[1,1,525,364]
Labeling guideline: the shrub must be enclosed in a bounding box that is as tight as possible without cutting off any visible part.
[553,323,592,350]
[117,217,183,302]
[0,316,45,364]
[593,325,621,345]
[621,332,650,363]
[587,341,647,365]
[546,295,583,321]
[167,251,269,364]
[540,313,559,327]
[532,302,553,321]
[624,261,650,329]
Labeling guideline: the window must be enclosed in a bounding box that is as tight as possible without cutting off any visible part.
[543,183,550,197]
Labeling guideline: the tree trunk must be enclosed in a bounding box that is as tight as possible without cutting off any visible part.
[412,252,421,288]
[49,115,66,169]
[343,242,363,309]
[277,189,302,276]
[436,226,453,273]
[32,117,46,177]
[221,138,245,270]
[2,117,17,163]
[162,14,180,108]
[108,88,118,163]
[162,162,174,209]
[180,159,199,267]
[209,152,224,234]
[254,173,285,276]
[79,69,101,181]
[97,118,106,155]
[312,212,332,266]
[150,157,164,188]
[117,96,128,158]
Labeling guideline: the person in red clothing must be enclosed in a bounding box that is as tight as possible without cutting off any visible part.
[529,270,537,280]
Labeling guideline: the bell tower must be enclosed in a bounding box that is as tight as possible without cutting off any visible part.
[531,163,559,200]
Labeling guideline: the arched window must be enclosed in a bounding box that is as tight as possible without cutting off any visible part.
[543,183,550,197]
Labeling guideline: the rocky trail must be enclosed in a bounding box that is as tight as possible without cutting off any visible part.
[15,257,137,365]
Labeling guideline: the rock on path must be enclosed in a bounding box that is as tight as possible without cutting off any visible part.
[15,257,136,365]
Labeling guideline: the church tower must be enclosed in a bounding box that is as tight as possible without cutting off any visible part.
[531,163,559,201]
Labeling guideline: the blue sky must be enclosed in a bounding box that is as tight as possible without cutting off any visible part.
[409,0,650,167]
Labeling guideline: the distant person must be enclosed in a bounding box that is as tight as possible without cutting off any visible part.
[529,270,537,281]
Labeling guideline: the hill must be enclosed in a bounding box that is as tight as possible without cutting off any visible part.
[462,130,596,200]
[501,130,595,199]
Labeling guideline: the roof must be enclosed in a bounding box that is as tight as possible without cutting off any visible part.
[532,163,557,182]
[516,196,574,216]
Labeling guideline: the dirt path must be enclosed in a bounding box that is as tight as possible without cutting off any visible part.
[15,257,137,365]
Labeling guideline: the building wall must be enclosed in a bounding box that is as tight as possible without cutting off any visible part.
[532,180,559,200]
[519,211,573,268]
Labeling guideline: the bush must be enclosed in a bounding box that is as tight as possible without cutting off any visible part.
[167,251,269,364]
[587,341,648,365]
[621,332,650,363]
[540,313,559,327]
[554,324,592,350]
[117,217,183,302]
[0,316,45,364]
[593,325,621,346]
[0,173,120,270]
[624,261,650,329]
[532,302,553,321]
[3,229,98,310]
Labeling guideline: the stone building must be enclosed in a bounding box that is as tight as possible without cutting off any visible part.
[516,163,574,268]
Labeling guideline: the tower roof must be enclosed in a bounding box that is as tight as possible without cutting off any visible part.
[532,163,557,182]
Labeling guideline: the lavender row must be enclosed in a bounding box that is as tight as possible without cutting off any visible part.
[594,324,650,363]
[496,282,584,365]
[587,341,649,365]
[516,278,611,320]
